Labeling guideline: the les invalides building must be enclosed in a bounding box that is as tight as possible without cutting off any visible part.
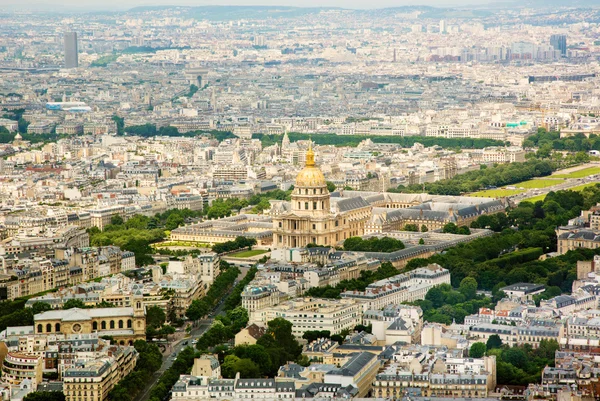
[271,144,372,248]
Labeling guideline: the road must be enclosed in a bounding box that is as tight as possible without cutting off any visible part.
[511,173,600,204]
[135,265,250,401]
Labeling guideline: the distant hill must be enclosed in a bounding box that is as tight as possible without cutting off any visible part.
[127,5,344,20]
[519,0,600,6]
[126,3,599,22]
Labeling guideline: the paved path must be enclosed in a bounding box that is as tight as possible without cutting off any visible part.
[135,266,250,401]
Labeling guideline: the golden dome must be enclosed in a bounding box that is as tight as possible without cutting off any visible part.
[295,141,327,188]
[296,166,327,187]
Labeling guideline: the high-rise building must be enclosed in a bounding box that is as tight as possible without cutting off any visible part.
[64,32,78,68]
[550,34,567,57]
[440,19,446,34]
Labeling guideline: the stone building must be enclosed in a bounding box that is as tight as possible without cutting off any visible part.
[33,303,146,345]
[271,144,372,248]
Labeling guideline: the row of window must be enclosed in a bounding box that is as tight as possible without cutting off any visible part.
[36,319,133,334]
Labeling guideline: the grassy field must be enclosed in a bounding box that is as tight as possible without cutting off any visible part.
[228,249,268,258]
[516,179,564,189]
[153,241,211,248]
[552,166,600,179]
[522,182,600,203]
[470,188,525,198]
[470,178,564,198]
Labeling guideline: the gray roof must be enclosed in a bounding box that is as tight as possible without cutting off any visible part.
[326,352,377,377]
[558,230,600,241]
[334,196,371,212]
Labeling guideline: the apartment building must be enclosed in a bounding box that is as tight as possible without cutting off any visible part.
[242,284,281,320]
[1,352,43,387]
[250,297,361,338]
[63,346,137,401]
[556,228,600,255]
[87,206,126,230]
[469,323,562,348]
[324,352,381,397]
[373,348,496,398]
[341,264,450,312]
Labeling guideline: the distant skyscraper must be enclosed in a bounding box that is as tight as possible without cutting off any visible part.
[440,20,446,34]
[64,32,78,68]
[550,34,567,57]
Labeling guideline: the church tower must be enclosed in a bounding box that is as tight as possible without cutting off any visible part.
[291,142,330,216]
[271,142,372,249]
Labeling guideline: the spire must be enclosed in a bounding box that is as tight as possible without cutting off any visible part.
[305,137,315,167]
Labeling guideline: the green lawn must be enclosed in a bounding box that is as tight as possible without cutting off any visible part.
[552,166,600,179]
[470,188,525,198]
[470,178,564,198]
[522,194,547,203]
[522,182,600,203]
[516,179,564,189]
[228,249,268,258]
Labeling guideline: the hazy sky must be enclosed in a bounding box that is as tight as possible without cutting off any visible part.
[3,0,491,12]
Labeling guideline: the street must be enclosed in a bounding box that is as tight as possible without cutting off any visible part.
[511,173,600,204]
[135,265,250,401]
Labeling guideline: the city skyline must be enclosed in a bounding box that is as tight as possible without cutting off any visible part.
[2,0,510,12]
[1,2,600,401]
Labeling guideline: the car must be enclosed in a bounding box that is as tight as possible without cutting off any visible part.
[192,339,198,344]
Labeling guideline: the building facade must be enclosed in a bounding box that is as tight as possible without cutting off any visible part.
[271,144,371,248]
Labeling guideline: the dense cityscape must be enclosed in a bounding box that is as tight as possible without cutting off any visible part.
[2,2,600,401]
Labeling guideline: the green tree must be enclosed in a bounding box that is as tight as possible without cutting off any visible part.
[326,181,336,192]
[111,215,124,225]
[486,334,503,350]
[425,286,446,308]
[536,339,559,359]
[234,358,261,378]
[442,223,459,234]
[146,306,166,329]
[421,225,428,232]
[222,355,240,378]
[31,302,52,314]
[469,342,487,358]
[404,224,419,232]
[227,306,249,332]
[165,214,185,230]
[458,277,478,300]
[63,299,87,309]
[302,330,331,343]
[24,392,65,401]
[502,347,528,369]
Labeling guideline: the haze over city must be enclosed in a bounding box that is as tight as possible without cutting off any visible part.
[4,0,495,12]
[1,2,600,401]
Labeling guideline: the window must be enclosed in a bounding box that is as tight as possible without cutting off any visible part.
[101,321,106,330]
[55,323,61,332]
[305,202,309,210]
[93,322,98,330]
[37,324,42,333]
[313,202,317,209]
[119,320,124,329]
[127,319,132,328]
[46,323,52,333]
[312,224,316,230]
